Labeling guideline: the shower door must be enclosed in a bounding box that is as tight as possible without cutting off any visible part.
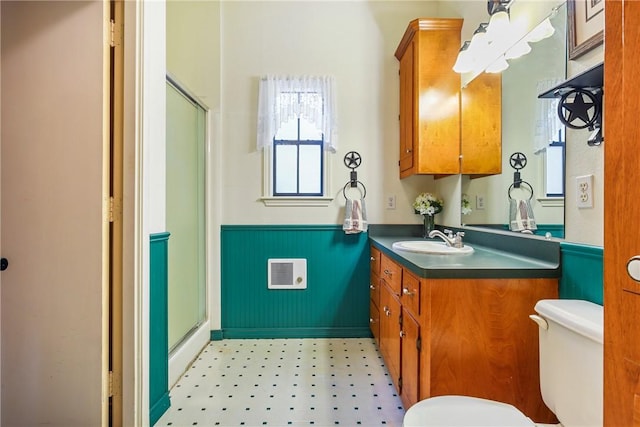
[166,78,207,351]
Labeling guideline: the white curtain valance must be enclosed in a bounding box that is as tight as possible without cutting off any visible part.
[534,79,564,154]
[257,75,337,152]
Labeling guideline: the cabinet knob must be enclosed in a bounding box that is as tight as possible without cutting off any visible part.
[400,331,405,338]
[369,318,375,323]
[406,149,412,153]
[370,256,376,261]
[370,284,376,290]
[384,269,393,276]
[402,288,414,296]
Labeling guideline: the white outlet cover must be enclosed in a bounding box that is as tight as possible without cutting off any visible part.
[576,174,594,209]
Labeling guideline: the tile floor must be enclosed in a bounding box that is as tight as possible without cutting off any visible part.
[155,338,406,427]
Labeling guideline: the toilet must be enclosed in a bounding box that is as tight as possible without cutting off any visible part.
[403,299,603,427]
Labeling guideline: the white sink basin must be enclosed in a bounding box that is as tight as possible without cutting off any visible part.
[392,240,474,255]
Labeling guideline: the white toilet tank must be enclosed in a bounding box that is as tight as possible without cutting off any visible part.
[533,299,603,427]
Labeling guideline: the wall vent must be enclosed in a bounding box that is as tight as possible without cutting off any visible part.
[267,259,307,290]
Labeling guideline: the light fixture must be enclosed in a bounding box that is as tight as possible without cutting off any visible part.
[452,41,473,73]
[505,39,531,60]
[526,17,555,43]
[467,23,490,59]
[486,0,511,42]
[485,55,509,73]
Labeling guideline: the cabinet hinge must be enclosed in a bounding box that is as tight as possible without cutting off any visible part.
[399,311,403,327]
[109,19,123,48]
[416,336,422,352]
[109,196,114,223]
[398,377,403,389]
[109,370,114,397]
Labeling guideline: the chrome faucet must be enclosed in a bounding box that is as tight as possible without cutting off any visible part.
[428,229,466,248]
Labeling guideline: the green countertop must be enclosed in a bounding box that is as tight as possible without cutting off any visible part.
[370,235,561,279]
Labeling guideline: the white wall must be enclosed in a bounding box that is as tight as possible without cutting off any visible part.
[219,0,444,226]
[137,0,167,424]
[564,47,604,246]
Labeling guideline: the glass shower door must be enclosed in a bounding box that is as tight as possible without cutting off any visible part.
[166,79,207,350]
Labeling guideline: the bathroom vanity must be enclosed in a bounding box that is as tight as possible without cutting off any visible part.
[369,228,560,423]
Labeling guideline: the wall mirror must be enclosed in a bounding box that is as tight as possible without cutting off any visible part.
[460,1,567,238]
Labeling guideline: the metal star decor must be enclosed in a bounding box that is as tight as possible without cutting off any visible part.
[343,151,362,170]
[509,152,527,170]
[558,89,599,129]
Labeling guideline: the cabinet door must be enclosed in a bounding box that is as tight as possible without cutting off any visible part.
[399,39,415,175]
[370,298,380,345]
[380,282,402,392]
[401,307,420,409]
[460,73,502,175]
[401,269,420,318]
[370,245,381,277]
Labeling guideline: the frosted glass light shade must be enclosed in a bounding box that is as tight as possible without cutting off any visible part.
[527,18,555,43]
[468,23,490,59]
[505,40,532,59]
[485,55,509,73]
[486,9,510,42]
[453,42,473,73]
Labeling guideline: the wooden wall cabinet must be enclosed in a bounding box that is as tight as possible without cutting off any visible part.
[370,248,558,422]
[394,18,501,178]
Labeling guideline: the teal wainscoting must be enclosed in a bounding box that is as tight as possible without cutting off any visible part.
[559,242,603,305]
[221,225,370,338]
[149,232,171,425]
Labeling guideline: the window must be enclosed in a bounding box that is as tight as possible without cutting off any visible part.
[257,76,336,206]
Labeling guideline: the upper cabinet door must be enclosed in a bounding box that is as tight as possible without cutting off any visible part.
[395,18,462,178]
[460,73,502,175]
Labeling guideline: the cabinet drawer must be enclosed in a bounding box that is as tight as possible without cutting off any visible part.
[370,272,381,308]
[401,269,420,317]
[370,246,381,276]
[381,254,402,295]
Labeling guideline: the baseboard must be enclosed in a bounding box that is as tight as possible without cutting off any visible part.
[149,391,170,426]
[220,327,373,339]
[168,320,211,388]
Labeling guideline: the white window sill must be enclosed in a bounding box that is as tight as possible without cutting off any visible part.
[537,196,564,207]
[260,196,334,207]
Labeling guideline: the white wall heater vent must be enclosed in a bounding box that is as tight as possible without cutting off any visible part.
[267,258,307,290]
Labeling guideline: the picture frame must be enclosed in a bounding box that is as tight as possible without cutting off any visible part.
[568,0,604,60]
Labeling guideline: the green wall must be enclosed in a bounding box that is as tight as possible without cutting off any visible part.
[221,225,370,338]
[149,232,171,425]
[559,242,603,305]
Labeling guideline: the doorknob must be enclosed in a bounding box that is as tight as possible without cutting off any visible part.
[627,256,640,282]
[0,258,8,271]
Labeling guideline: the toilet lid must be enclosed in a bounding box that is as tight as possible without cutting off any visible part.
[403,395,535,427]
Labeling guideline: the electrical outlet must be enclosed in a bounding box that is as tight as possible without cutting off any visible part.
[386,195,396,210]
[476,195,485,210]
[576,175,594,209]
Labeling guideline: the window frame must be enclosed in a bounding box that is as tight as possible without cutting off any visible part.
[260,87,334,207]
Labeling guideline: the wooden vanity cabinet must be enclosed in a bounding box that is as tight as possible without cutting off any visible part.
[420,277,559,423]
[394,18,502,178]
[371,248,559,422]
